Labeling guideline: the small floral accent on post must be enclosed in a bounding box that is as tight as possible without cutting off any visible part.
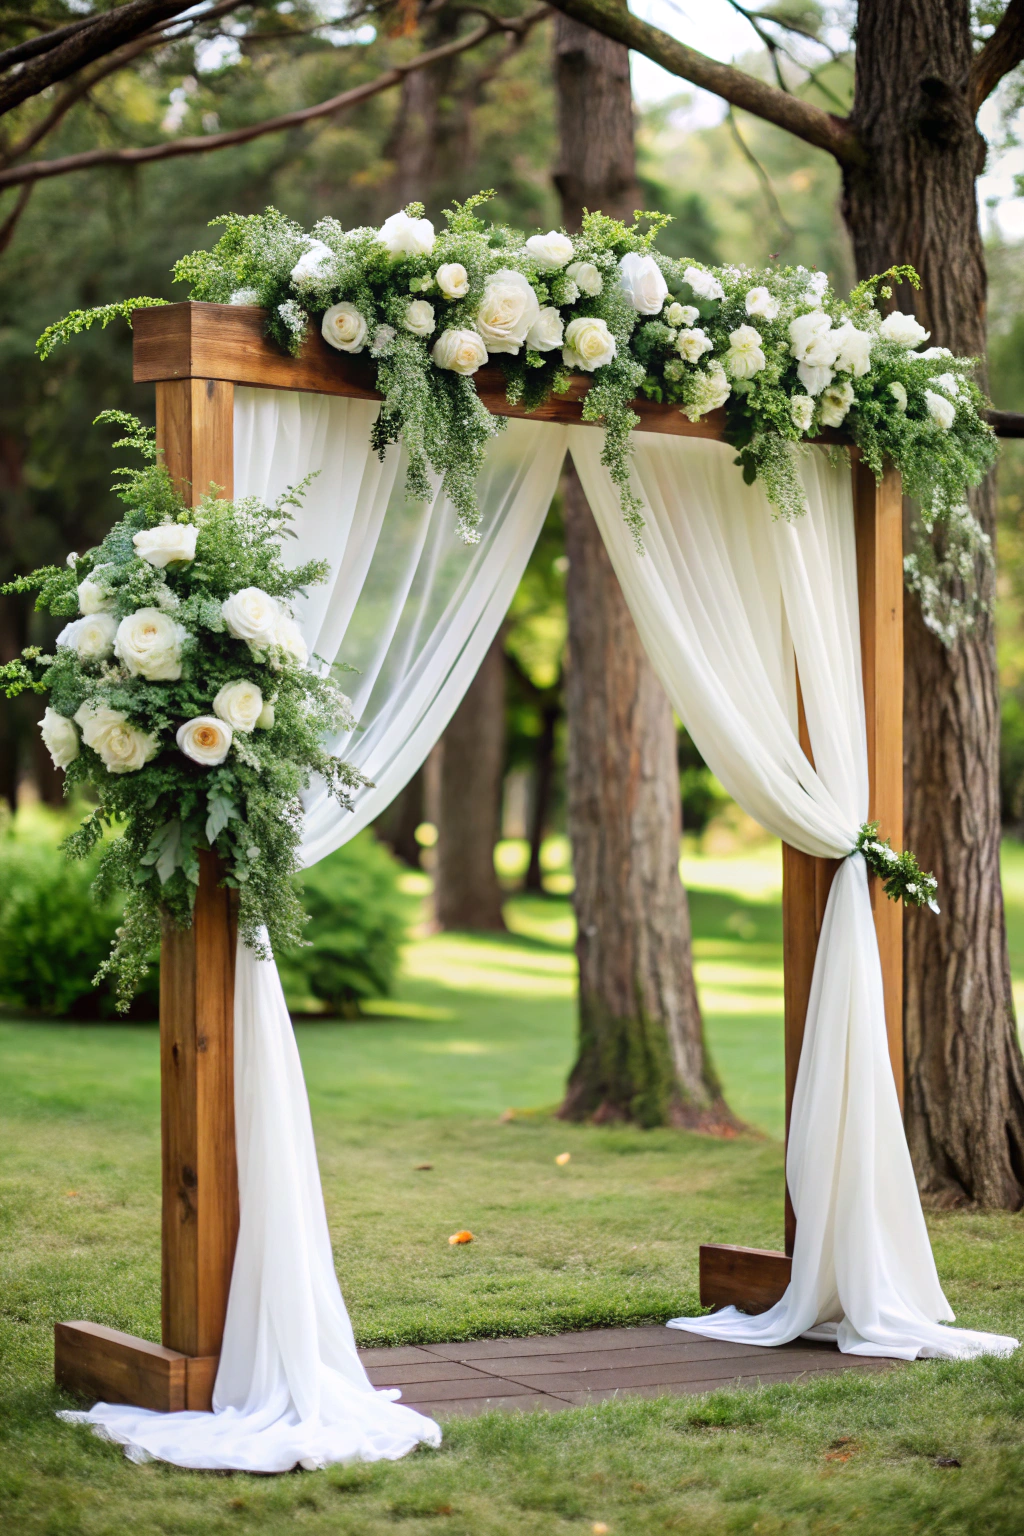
[855,822,940,913]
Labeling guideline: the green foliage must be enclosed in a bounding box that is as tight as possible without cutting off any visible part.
[35,299,168,362]
[855,822,940,911]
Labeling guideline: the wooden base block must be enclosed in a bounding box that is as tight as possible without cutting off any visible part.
[699,1245,792,1314]
[55,1322,218,1412]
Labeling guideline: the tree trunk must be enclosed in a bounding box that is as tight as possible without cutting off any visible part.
[525,700,559,892]
[384,3,471,210]
[373,768,424,868]
[843,0,1024,1207]
[554,13,731,1128]
[434,632,507,930]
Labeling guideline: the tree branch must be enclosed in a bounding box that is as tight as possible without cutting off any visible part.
[541,0,861,163]
[0,10,544,189]
[2,32,155,166]
[0,179,33,254]
[971,0,1024,111]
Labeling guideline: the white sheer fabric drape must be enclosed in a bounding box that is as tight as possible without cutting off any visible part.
[570,428,1018,1362]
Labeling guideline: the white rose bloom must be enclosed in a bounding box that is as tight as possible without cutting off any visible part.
[290,239,335,285]
[403,300,435,337]
[78,576,114,614]
[431,328,489,375]
[115,608,187,681]
[256,700,276,730]
[526,306,564,352]
[699,360,732,413]
[566,261,603,297]
[133,523,198,569]
[75,702,158,774]
[40,707,79,769]
[526,231,575,271]
[880,310,930,348]
[473,269,540,355]
[797,361,834,396]
[919,346,952,360]
[57,613,117,662]
[789,310,838,395]
[213,680,264,733]
[934,371,959,397]
[818,380,856,428]
[435,263,470,299]
[683,265,724,301]
[664,302,691,327]
[725,323,767,379]
[790,394,815,432]
[745,286,780,320]
[378,210,435,260]
[321,302,368,354]
[832,321,873,377]
[177,715,233,767]
[618,252,669,315]
[676,326,713,364]
[800,270,829,304]
[925,389,956,430]
[273,613,308,667]
[562,316,617,372]
[889,381,908,411]
[221,587,281,650]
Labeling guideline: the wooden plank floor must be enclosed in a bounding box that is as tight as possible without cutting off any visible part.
[359,1324,897,1419]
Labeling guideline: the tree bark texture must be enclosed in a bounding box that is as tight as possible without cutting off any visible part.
[384,4,472,210]
[434,633,507,931]
[525,700,559,892]
[844,0,1024,1207]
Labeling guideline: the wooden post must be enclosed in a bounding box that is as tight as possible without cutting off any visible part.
[54,377,237,1413]
[699,457,904,1312]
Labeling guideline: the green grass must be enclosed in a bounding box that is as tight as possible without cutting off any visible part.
[1,840,1023,1534]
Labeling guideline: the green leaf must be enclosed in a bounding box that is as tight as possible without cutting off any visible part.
[206,792,238,846]
[141,821,183,885]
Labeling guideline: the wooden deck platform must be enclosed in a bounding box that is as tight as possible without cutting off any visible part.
[358,1323,897,1420]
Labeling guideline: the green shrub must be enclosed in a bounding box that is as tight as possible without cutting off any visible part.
[278,832,408,1017]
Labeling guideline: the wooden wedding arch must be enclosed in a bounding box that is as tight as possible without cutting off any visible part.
[54,301,903,1411]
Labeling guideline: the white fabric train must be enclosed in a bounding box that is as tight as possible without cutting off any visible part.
[63,394,1016,1475]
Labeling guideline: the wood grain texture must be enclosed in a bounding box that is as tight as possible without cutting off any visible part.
[699,1243,793,1314]
[55,1322,189,1411]
[156,376,234,504]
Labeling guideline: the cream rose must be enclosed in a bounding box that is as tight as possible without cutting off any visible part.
[435,262,470,299]
[566,261,602,297]
[177,715,232,767]
[683,265,724,301]
[273,613,308,668]
[290,239,334,285]
[790,394,815,432]
[431,328,488,375]
[473,270,540,355]
[256,700,276,730]
[526,230,574,271]
[115,608,186,681]
[321,303,368,354]
[526,306,564,353]
[40,707,79,769]
[666,302,699,327]
[78,576,114,614]
[676,326,713,364]
[221,587,281,651]
[56,613,117,662]
[789,310,838,395]
[725,323,766,379]
[832,321,873,377]
[880,310,930,348]
[619,252,668,315]
[925,389,956,430]
[213,680,264,733]
[133,523,198,569]
[378,210,435,259]
[889,381,908,411]
[819,380,855,428]
[562,316,617,372]
[75,702,158,774]
[403,300,435,338]
[745,286,780,321]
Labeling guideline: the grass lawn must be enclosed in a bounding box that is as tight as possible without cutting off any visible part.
[1,839,1023,1534]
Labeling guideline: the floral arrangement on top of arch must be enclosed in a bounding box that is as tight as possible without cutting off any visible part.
[40,194,995,567]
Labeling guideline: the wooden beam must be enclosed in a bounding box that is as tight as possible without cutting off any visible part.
[155,376,234,504]
[55,1323,218,1412]
[699,1246,792,1314]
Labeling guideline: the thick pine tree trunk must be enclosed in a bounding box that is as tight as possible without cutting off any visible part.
[843,0,1024,1206]
[554,15,731,1127]
[434,633,507,930]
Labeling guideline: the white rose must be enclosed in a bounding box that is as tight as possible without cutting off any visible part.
[321,303,368,354]
[378,210,435,260]
[526,306,564,352]
[435,263,470,299]
[566,261,602,297]
[431,328,489,375]
[831,321,873,378]
[800,270,829,304]
[290,239,335,285]
[473,269,540,354]
[403,300,435,338]
[256,700,275,730]
[133,523,198,569]
[789,311,838,395]
[925,389,956,430]
[177,715,232,767]
[880,310,930,348]
[221,587,281,651]
[273,613,308,667]
[115,608,187,681]
[56,613,117,662]
[889,381,908,411]
[818,380,855,428]
[691,360,732,416]
[526,231,575,271]
[683,265,724,301]
[919,346,952,360]
[725,323,766,379]
[40,707,79,769]
[797,361,834,396]
[666,302,699,327]
[934,372,959,397]
[75,702,158,774]
[745,286,780,320]
[676,326,713,364]
[790,394,815,432]
[562,316,617,372]
[213,680,264,733]
[619,252,669,315]
[78,576,114,614]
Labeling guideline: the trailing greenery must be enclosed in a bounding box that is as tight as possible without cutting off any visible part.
[856,821,940,911]
[35,297,169,361]
[0,416,364,1008]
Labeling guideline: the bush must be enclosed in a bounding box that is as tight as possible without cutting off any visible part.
[278,832,408,1017]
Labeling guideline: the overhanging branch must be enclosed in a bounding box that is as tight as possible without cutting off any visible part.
[970,0,1024,111]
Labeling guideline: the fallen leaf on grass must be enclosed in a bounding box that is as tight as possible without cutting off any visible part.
[934,1455,961,1468]
[415,1163,433,1171]
[448,1230,473,1245]
[592,1524,610,1534]
[499,1109,515,1123]
[555,1152,571,1166]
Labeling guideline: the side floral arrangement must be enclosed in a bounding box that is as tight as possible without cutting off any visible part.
[0,414,364,1007]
